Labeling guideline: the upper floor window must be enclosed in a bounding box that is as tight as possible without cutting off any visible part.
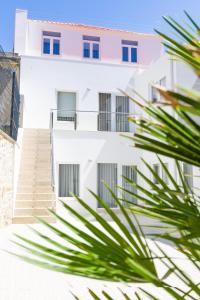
[42,31,61,55]
[122,40,138,63]
[151,76,167,103]
[83,35,100,59]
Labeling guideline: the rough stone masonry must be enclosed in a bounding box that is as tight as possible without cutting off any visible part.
[0,131,14,227]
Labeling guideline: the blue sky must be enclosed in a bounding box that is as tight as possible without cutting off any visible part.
[1,0,200,51]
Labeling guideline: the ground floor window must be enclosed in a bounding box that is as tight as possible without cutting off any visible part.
[162,163,169,185]
[59,164,80,197]
[97,163,118,208]
[122,165,137,205]
[183,163,193,190]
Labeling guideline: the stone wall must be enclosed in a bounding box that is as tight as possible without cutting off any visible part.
[0,130,14,227]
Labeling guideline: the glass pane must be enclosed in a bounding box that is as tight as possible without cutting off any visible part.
[57,92,76,121]
[43,38,50,54]
[183,163,193,190]
[162,163,169,185]
[53,39,60,55]
[122,47,129,62]
[98,93,111,131]
[59,164,79,197]
[153,164,160,184]
[97,163,117,208]
[151,86,159,103]
[160,77,166,87]
[116,96,129,132]
[83,42,90,58]
[131,47,137,63]
[93,43,99,59]
[122,166,137,205]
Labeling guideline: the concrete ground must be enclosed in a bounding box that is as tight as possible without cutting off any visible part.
[0,223,138,300]
[0,220,197,300]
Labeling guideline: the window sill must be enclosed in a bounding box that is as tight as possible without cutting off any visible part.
[121,61,138,64]
[97,207,119,211]
[82,57,101,61]
[42,53,62,58]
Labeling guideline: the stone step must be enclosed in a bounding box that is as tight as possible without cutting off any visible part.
[15,200,55,209]
[14,208,52,217]
[24,128,50,133]
[14,128,55,223]
[22,147,51,152]
[20,160,51,166]
[12,216,55,224]
[22,144,51,149]
[20,162,51,169]
[17,184,53,191]
[20,168,51,179]
[18,179,52,186]
[16,193,55,201]
[21,152,51,157]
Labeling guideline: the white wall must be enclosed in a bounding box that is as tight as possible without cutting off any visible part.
[14,9,163,66]
[53,130,142,214]
[20,55,145,128]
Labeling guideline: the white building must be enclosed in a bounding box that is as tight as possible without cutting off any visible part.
[12,9,197,224]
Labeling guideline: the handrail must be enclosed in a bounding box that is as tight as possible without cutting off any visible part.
[50,108,138,115]
[50,111,55,191]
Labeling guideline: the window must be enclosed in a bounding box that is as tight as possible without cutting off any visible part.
[53,39,60,55]
[97,163,117,208]
[153,164,160,184]
[183,163,193,190]
[59,164,80,197]
[122,166,137,205]
[131,48,137,63]
[122,40,138,63]
[151,86,159,103]
[151,76,167,103]
[122,47,129,62]
[98,93,111,131]
[93,43,100,59]
[116,96,129,132]
[83,42,90,58]
[42,31,61,55]
[57,92,76,122]
[159,77,166,87]
[83,36,100,59]
[162,163,169,185]
[43,38,50,54]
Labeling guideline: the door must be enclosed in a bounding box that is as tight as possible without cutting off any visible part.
[97,163,117,208]
[57,92,76,122]
[98,93,111,131]
[116,96,129,132]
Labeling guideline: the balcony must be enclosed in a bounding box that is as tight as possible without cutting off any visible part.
[50,109,137,133]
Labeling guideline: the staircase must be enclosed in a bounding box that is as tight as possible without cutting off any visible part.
[13,129,56,224]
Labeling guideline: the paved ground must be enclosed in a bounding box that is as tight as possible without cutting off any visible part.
[0,224,138,300]
[0,221,195,300]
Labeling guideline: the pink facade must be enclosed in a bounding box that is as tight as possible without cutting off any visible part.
[14,9,163,66]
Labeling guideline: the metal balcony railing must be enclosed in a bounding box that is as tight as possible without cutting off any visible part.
[50,109,137,133]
